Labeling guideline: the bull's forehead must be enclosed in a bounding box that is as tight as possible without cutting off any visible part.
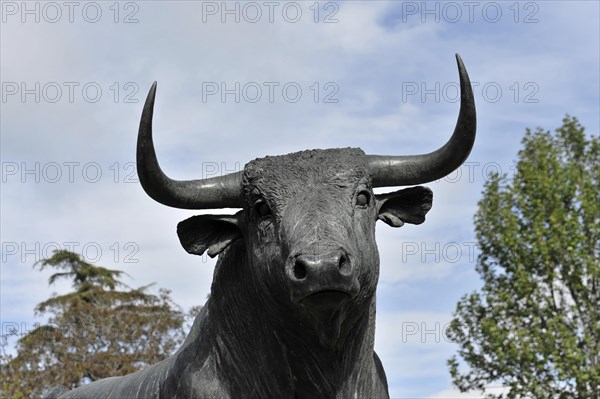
[242,148,369,202]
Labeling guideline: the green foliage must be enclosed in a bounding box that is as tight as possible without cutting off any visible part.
[1,250,199,398]
[447,116,599,398]
[36,249,127,291]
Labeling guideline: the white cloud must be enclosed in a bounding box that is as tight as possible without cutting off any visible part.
[429,385,510,398]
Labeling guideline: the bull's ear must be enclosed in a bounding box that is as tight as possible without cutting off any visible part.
[375,186,433,228]
[177,212,242,258]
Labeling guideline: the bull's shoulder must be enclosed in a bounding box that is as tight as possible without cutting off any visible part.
[47,376,121,399]
[50,360,170,399]
[161,353,230,399]
[159,305,231,398]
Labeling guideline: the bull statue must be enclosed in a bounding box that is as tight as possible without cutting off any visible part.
[46,54,476,399]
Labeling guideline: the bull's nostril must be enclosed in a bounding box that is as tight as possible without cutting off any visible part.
[338,254,351,275]
[293,262,307,280]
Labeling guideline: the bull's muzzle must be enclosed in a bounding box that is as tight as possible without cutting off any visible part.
[286,249,360,307]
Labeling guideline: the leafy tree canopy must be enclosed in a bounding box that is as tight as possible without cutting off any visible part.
[447,116,599,398]
[1,250,200,398]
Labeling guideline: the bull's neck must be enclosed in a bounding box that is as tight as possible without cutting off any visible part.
[206,241,378,397]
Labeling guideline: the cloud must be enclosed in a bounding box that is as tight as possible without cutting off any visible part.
[428,385,510,398]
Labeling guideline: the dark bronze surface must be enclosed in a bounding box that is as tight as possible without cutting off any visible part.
[46,56,477,399]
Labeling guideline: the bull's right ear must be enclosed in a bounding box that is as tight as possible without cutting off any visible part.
[177,212,242,258]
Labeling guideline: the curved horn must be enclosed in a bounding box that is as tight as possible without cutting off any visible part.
[367,54,476,187]
[137,82,243,209]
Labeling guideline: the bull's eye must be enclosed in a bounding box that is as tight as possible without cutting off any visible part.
[254,200,272,218]
[356,191,370,207]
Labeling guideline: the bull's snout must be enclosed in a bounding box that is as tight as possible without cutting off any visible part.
[293,251,352,280]
[286,250,360,304]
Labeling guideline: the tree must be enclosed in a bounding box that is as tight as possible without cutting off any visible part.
[447,116,599,398]
[1,250,200,398]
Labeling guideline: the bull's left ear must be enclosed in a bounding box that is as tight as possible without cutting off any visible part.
[375,186,433,228]
[177,212,242,258]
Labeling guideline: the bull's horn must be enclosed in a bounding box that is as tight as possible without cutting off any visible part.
[367,54,476,187]
[137,82,243,209]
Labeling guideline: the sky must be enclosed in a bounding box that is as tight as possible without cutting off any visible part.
[1,1,599,398]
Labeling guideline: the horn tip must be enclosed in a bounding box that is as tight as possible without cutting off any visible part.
[455,53,465,69]
[144,82,158,110]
